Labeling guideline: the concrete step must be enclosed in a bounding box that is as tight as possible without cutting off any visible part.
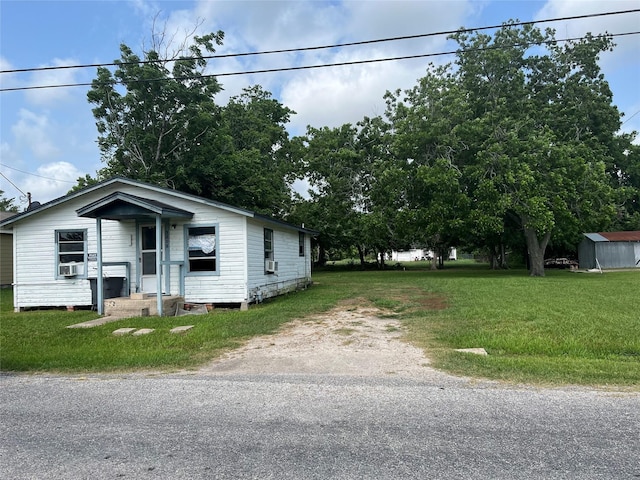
[104,295,183,317]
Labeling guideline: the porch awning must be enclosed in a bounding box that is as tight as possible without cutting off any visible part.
[76,191,194,221]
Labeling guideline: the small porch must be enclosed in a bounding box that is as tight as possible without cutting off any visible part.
[77,191,194,317]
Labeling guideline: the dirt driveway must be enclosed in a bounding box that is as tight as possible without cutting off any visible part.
[196,299,461,381]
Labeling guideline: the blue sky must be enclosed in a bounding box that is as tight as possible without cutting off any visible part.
[1,0,639,206]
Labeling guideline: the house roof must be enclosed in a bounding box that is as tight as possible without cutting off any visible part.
[0,211,17,221]
[0,176,317,234]
[77,192,194,221]
[584,231,640,242]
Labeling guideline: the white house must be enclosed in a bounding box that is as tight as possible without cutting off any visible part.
[390,248,457,262]
[0,177,315,315]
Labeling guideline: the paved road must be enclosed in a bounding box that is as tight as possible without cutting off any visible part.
[1,372,638,479]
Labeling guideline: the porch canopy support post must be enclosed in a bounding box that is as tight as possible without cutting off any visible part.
[155,214,162,316]
[96,218,104,315]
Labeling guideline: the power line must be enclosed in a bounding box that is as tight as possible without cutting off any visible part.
[622,109,640,125]
[0,8,638,75]
[0,171,28,196]
[0,163,77,184]
[1,30,638,93]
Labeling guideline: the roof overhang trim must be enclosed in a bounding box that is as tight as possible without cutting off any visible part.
[76,192,194,220]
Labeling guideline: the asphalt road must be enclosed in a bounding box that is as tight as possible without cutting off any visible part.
[1,372,638,479]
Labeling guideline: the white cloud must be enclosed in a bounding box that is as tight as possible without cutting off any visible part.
[11,109,60,159]
[183,0,474,132]
[22,162,83,204]
[25,58,81,106]
[535,1,640,69]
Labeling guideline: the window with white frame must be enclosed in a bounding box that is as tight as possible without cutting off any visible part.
[186,226,217,273]
[56,230,87,277]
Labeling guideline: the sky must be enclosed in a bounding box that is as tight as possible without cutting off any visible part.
[1,0,639,207]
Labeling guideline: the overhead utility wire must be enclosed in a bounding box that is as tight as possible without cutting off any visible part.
[0,171,28,197]
[1,8,638,75]
[0,163,77,184]
[1,30,638,93]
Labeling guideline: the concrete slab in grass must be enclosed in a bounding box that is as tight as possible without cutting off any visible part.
[132,328,155,336]
[113,328,137,336]
[454,347,488,355]
[170,325,194,334]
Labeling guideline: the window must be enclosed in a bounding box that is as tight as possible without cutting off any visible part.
[264,228,276,273]
[264,228,274,261]
[299,232,305,257]
[186,226,217,273]
[56,230,87,277]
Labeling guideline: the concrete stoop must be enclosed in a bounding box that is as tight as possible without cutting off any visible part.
[104,295,183,318]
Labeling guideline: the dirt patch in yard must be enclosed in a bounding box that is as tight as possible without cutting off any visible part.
[195,298,458,380]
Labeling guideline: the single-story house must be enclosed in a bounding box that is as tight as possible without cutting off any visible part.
[0,177,316,314]
[578,231,640,269]
[0,211,16,287]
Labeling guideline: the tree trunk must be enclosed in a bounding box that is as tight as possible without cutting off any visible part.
[317,243,327,266]
[524,228,551,277]
[378,250,386,269]
[489,246,499,270]
[357,245,366,267]
[500,243,508,269]
[430,254,438,270]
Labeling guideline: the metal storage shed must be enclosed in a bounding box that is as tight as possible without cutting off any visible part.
[578,231,640,269]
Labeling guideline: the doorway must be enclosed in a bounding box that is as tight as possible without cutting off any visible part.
[139,224,164,294]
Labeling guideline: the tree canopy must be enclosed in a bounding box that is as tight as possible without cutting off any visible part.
[86,31,296,216]
[81,22,638,275]
[0,190,19,213]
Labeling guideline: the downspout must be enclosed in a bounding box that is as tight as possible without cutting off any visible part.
[156,214,162,316]
[96,218,104,315]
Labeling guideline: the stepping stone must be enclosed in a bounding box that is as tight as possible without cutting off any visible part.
[170,325,194,334]
[132,328,155,336]
[113,328,137,336]
[455,347,488,355]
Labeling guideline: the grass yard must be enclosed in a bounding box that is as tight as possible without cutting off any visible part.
[1,265,638,387]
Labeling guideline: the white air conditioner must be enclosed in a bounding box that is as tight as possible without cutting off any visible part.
[59,263,78,277]
[265,260,278,273]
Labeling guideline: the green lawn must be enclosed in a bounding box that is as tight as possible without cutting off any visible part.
[1,266,638,387]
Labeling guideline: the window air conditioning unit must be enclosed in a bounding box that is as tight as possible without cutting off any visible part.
[59,263,78,277]
[265,260,278,273]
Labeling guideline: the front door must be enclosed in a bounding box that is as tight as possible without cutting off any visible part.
[140,224,164,294]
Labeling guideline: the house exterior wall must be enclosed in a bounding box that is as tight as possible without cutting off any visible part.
[0,232,12,287]
[11,195,134,309]
[246,218,312,303]
[175,211,247,304]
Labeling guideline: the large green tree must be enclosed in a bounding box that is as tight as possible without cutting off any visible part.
[87,31,299,216]
[385,65,470,268]
[214,86,297,216]
[87,32,224,186]
[449,24,620,276]
[294,124,367,265]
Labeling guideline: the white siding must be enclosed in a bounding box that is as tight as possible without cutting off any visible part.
[178,210,248,304]
[12,194,135,308]
[246,219,312,302]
